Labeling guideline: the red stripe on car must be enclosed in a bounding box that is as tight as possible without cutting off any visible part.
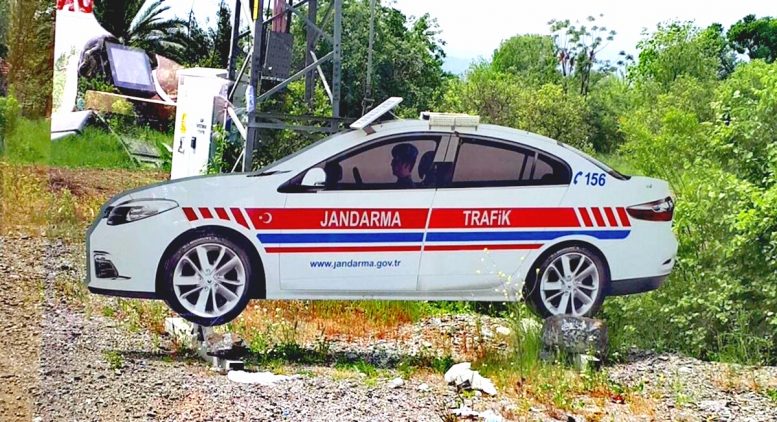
[429,208,580,228]
[424,244,542,251]
[617,207,631,227]
[198,207,213,219]
[244,208,429,230]
[591,207,606,227]
[604,207,618,227]
[182,207,197,221]
[578,207,593,227]
[230,208,250,228]
[215,207,229,220]
[265,245,422,253]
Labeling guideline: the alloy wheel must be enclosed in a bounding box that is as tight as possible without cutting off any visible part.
[539,252,600,316]
[172,243,246,318]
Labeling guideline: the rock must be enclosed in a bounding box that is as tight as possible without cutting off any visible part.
[444,362,498,396]
[540,316,608,363]
[480,327,493,338]
[480,409,505,422]
[388,377,404,389]
[417,383,430,392]
[204,332,247,359]
[698,399,728,412]
[495,326,511,336]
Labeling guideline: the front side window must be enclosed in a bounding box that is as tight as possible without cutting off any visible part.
[283,135,442,192]
[449,138,571,187]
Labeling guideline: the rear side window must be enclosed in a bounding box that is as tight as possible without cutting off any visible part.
[449,138,571,187]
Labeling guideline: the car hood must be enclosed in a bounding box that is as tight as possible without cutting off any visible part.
[110,172,291,205]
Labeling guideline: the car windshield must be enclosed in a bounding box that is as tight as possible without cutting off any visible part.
[252,131,348,175]
[560,143,630,180]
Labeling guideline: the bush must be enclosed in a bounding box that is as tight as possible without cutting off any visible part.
[605,60,777,365]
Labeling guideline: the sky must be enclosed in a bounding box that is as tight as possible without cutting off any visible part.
[163,0,774,74]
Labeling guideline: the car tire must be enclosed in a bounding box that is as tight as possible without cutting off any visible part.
[161,234,253,326]
[525,246,608,318]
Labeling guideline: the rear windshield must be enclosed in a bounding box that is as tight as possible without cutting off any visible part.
[560,144,630,180]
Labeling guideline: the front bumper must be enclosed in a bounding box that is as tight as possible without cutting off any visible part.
[86,207,191,298]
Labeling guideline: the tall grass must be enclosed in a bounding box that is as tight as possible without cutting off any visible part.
[1,117,171,169]
[52,128,136,169]
[3,118,50,164]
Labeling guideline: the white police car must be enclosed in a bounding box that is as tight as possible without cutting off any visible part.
[87,103,677,326]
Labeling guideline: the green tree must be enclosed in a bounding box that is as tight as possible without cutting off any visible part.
[702,23,738,79]
[93,0,188,62]
[6,0,54,117]
[630,21,719,89]
[207,0,233,69]
[585,75,631,152]
[175,9,212,67]
[313,0,450,117]
[711,60,777,188]
[728,15,777,63]
[491,34,560,85]
[549,15,616,96]
[441,64,590,149]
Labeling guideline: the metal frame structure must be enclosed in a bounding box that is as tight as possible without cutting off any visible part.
[227,0,345,171]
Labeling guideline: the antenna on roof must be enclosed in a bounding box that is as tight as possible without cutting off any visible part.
[350,97,403,133]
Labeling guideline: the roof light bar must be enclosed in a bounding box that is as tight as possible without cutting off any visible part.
[420,112,480,129]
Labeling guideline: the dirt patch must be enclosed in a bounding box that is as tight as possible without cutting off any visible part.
[0,236,47,422]
[47,167,167,199]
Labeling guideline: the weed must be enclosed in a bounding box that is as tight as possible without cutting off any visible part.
[101,305,116,318]
[671,377,692,407]
[103,350,124,370]
[114,299,169,334]
[766,388,777,403]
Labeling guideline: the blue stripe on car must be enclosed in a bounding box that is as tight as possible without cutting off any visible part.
[258,230,630,244]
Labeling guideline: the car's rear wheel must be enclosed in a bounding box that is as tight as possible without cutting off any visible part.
[162,234,252,326]
[526,246,607,318]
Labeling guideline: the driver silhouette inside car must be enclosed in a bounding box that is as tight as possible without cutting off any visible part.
[390,143,419,188]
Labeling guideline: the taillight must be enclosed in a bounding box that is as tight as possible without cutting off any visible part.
[627,197,674,221]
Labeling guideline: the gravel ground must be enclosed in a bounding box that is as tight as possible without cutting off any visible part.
[0,234,775,421]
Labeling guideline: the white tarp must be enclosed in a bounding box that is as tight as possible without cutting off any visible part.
[227,370,300,386]
[52,0,108,114]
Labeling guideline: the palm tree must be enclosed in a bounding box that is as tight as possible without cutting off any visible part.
[93,0,189,62]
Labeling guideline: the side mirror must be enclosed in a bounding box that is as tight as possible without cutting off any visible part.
[301,167,326,187]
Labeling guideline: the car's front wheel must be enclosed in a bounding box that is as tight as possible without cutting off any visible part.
[525,246,607,318]
[161,234,252,326]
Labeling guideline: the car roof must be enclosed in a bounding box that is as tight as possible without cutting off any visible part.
[266,118,568,173]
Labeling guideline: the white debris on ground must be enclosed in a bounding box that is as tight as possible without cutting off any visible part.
[226,370,300,386]
[388,377,405,388]
[444,362,498,396]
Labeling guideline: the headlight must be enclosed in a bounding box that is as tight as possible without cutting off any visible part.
[107,199,178,225]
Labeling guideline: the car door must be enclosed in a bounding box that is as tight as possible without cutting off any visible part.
[419,135,573,292]
[276,133,449,292]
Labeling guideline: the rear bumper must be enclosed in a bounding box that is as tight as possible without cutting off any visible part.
[606,274,668,296]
